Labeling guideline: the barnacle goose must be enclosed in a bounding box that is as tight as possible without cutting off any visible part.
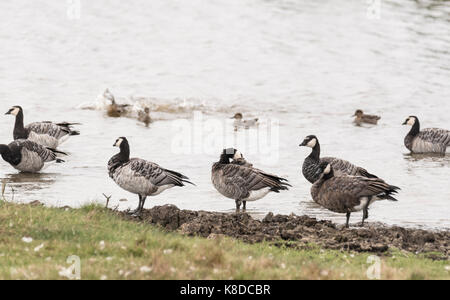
[352,109,381,126]
[230,113,259,131]
[211,148,290,211]
[402,116,450,154]
[108,137,194,216]
[6,106,80,149]
[299,135,378,184]
[0,139,66,173]
[311,162,400,228]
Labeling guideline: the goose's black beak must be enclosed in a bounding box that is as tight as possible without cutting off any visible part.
[402,120,407,125]
[5,109,12,115]
[299,140,308,147]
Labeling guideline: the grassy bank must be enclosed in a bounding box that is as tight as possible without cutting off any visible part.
[0,200,448,280]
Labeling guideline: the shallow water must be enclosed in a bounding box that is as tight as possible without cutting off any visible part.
[0,0,449,229]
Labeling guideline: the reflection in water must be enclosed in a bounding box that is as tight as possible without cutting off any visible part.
[403,153,450,166]
[1,173,57,200]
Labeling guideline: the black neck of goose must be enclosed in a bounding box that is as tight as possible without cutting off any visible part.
[219,154,230,164]
[408,119,420,137]
[308,141,320,161]
[13,110,27,138]
[0,145,12,162]
[118,141,130,162]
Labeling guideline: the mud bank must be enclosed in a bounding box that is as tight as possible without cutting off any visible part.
[115,205,449,259]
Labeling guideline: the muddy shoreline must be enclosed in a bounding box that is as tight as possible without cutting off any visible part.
[113,204,449,259]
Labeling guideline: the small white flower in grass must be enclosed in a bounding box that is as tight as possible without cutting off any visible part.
[140,266,153,273]
[99,240,105,250]
[170,267,176,273]
[445,266,450,271]
[22,237,33,243]
[320,270,329,277]
[350,254,355,258]
[100,275,108,280]
[213,268,219,274]
[280,263,286,269]
[118,270,124,276]
[9,222,13,228]
[106,257,113,261]
[163,249,173,255]
[248,256,253,260]
[34,243,44,252]
[45,257,52,261]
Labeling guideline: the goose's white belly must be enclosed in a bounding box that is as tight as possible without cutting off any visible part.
[113,167,175,196]
[14,149,44,172]
[243,187,271,202]
[352,196,381,212]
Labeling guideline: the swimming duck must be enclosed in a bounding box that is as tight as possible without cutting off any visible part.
[402,116,450,154]
[138,107,152,127]
[104,89,131,118]
[353,110,381,126]
[231,113,259,130]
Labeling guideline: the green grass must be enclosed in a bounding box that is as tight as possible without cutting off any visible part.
[0,200,448,280]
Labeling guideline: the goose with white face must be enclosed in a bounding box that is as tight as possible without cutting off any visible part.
[402,116,416,126]
[5,106,21,116]
[299,135,317,148]
[114,138,124,147]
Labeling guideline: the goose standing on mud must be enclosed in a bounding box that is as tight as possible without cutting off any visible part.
[5,106,80,149]
[108,137,194,216]
[311,162,400,228]
[352,110,381,126]
[299,135,378,184]
[0,139,66,173]
[402,116,450,154]
[212,148,290,211]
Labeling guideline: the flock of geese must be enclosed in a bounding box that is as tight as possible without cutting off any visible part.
[0,105,449,227]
